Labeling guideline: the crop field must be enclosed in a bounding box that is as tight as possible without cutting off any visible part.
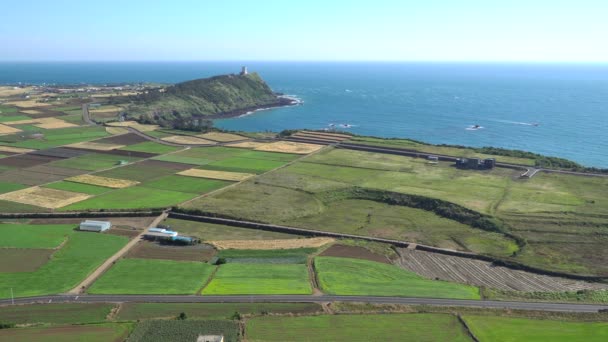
[396,248,608,292]
[143,175,231,194]
[198,132,246,142]
[0,123,22,134]
[120,141,183,154]
[127,320,238,342]
[315,256,480,299]
[320,244,391,264]
[198,156,287,174]
[202,263,312,295]
[254,140,324,154]
[0,145,34,153]
[161,135,215,145]
[161,218,299,240]
[88,258,215,294]
[0,180,26,194]
[94,133,148,145]
[0,223,73,248]
[0,232,127,298]
[66,174,139,188]
[0,303,114,325]
[95,160,191,182]
[106,120,159,132]
[178,168,254,181]
[463,315,608,342]
[66,141,125,151]
[0,186,92,208]
[228,141,268,149]
[216,248,316,264]
[0,199,48,213]
[0,126,109,149]
[0,248,54,272]
[126,241,216,262]
[0,323,133,342]
[210,237,334,250]
[43,181,112,195]
[59,185,197,211]
[246,313,472,342]
[49,153,141,171]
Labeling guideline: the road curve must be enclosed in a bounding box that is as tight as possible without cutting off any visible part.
[1,295,607,313]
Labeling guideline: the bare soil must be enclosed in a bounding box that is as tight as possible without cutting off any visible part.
[320,244,391,264]
[0,154,62,168]
[29,147,89,159]
[0,248,54,272]
[126,241,217,262]
[0,169,67,186]
[94,133,149,145]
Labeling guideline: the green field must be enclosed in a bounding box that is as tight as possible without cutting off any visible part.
[127,320,238,342]
[117,302,321,321]
[0,181,26,194]
[88,258,215,294]
[120,141,183,154]
[50,153,141,171]
[0,223,74,248]
[202,263,312,295]
[143,175,231,194]
[0,323,133,342]
[0,232,128,298]
[0,126,110,149]
[198,156,286,174]
[463,315,608,342]
[161,218,299,240]
[0,199,48,213]
[0,303,114,325]
[44,181,112,195]
[246,313,472,342]
[0,115,31,122]
[59,186,197,211]
[0,105,18,113]
[315,257,480,299]
[95,163,182,182]
[217,248,316,264]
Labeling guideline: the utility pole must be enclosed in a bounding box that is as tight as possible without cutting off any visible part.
[11,288,14,305]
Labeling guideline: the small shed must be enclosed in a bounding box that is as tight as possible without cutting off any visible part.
[197,335,224,342]
[79,220,111,232]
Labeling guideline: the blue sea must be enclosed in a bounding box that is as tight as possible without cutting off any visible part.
[1,62,607,167]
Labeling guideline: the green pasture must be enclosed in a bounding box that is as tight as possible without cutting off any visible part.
[59,186,197,211]
[0,223,74,249]
[0,199,48,213]
[315,257,480,299]
[0,181,27,194]
[198,156,286,174]
[161,218,299,241]
[127,320,238,342]
[463,315,608,342]
[95,162,181,182]
[120,141,183,154]
[3,126,109,149]
[0,303,114,325]
[44,181,112,195]
[0,115,31,122]
[50,153,141,171]
[246,313,472,342]
[152,154,213,166]
[88,258,214,295]
[217,248,316,264]
[202,263,312,295]
[0,105,18,113]
[143,175,231,194]
[0,323,133,342]
[0,232,128,298]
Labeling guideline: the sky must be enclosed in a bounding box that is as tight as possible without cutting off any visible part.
[1,0,607,62]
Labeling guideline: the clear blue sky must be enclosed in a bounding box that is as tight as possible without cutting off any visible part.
[1,0,606,62]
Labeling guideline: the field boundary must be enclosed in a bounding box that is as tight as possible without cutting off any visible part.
[456,314,480,342]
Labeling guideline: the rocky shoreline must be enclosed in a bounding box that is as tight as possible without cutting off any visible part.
[206,95,300,120]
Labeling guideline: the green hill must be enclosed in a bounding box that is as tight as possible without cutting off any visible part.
[128,72,293,129]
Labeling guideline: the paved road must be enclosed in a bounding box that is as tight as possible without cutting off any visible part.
[2,294,607,313]
[81,103,96,125]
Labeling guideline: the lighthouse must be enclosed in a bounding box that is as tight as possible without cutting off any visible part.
[240,66,248,75]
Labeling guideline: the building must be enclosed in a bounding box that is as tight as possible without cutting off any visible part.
[240,66,248,75]
[144,227,178,240]
[456,158,496,170]
[197,335,224,342]
[79,220,111,232]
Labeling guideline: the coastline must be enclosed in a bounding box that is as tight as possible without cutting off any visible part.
[206,95,301,120]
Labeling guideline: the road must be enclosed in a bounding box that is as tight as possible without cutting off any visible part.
[2,294,607,313]
[66,212,168,294]
[81,103,95,125]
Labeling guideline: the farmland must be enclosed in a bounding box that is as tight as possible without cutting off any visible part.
[161,218,299,240]
[0,323,133,342]
[463,315,608,342]
[216,248,316,264]
[87,258,215,294]
[246,313,472,342]
[0,303,114,325]
[50,153,141,171]
[202,263,312,295]
[314,256,481,299]
[127,320,239,342]
[0,223,73,248]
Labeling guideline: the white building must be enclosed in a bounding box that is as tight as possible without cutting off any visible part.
[79,220,111,232]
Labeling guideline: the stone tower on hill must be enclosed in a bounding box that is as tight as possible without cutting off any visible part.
[240,66,248,75]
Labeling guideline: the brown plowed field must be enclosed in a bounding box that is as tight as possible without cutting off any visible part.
[0,169,67,185]
[84,148,157,159]
[126,241,216,262]
[0,154,62,168]
[320,244,391,264]
[0,248,53,272]
[29,147,89,159]
[93,133,149,145]
[396,248,608,292]
[106,227,141,238]
[23,165,88,177]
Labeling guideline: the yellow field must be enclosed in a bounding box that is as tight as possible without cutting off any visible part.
[105,127,129,135]
[0,124,22,134]
[0,145,35,153]
[106,121,159,132]
[1,117,77,129]
[254,141,324,154]
[20,109,44,115]
[6,100,51,108]
[161,135,216,145]
[210,237,335,250]
[227,141,269,149]
[197,132,246,142]
[302,131,352,139]
[66,141,125,151]
[0,86,32,97]
[89,106,123,113]
[0,187,92,209]
[178,169,254,181]
[66,174,139,189]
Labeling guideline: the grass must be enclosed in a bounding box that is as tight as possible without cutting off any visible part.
[0,181,27,194]
[0,223,74,248]
[0,303,114,324]
[217,248,316,264]
[59,186,197,211]
[120,141,183,154]
[246,313,473,342]
[1,126,109,149]
[0,199,48,213]
[117,302,321,321]
[0,115,31,122]
[0,323,133,342]
[463,315,608,342]
[0,232,128,298]
[151,154,213,166]
[315,256,480,299]
[88,258,215,294]
[127,320,238,342]
[143,175,231,194]
[202,263,312,295]
[198,157,286,174]
[161,218,299,240]
[50,153,141,171]
[95,163,182,182]
[43,181,112,195]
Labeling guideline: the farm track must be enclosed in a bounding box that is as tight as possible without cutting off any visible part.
[2,294,608,313]
[396,248,608,292]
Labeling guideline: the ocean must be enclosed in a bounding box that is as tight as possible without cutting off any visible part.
[1,62,607,167]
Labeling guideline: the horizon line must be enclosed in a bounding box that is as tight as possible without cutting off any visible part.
[2,60,608,64]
